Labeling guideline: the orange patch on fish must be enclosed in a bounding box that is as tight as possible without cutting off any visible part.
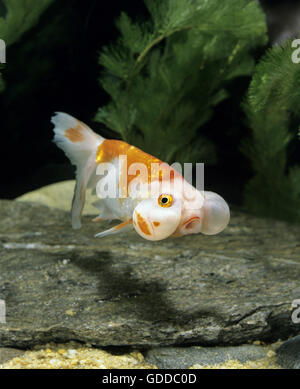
[96,139,180,195]
[153,221,160,227]
[112,219,132,231]
[135,211,151,235]
[64,124,84,143]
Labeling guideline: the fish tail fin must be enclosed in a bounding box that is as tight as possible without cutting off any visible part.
[51,112,104,229]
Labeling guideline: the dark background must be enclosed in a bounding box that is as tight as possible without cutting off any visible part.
[1,0,300,206]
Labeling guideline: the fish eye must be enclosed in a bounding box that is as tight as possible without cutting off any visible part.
[158,194,173,208]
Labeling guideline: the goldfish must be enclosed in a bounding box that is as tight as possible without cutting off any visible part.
[52,112,230,241]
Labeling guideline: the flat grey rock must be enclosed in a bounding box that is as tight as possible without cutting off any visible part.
[0,200,299,348]
[144,345,267,369]
[276,336,300,369]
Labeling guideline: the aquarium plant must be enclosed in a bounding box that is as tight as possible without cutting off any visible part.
[0,0,53,92]
[242,41,300,222]
[96,0,267,164]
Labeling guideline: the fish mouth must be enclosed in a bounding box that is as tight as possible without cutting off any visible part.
[184,216,201,230]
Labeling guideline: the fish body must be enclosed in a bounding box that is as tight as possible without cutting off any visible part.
[52,112,230,240]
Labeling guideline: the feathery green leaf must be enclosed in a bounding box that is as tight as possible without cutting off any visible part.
[242,41,300,222]
[96,0,267,164]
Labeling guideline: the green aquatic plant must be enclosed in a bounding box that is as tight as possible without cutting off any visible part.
[96,0,267,164]
[242,41,300,222]
[0,0,53,92]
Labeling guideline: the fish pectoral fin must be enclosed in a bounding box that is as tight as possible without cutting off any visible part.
[92,215,104,222]
[94,219,133,238]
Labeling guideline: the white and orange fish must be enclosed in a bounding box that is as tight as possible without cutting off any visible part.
[52,112,230,241]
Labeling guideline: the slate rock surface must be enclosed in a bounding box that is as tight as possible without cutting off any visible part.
[144,345,268,369]
[276,336,300,369]
[0,200,299,348]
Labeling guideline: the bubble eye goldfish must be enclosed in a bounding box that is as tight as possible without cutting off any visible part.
[52,112,230,241]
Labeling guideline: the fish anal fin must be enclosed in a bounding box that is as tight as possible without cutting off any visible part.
[92,215,104,222]
[94,219,133,238]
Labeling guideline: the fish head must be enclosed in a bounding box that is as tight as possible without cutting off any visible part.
[132,177,229,241]
[132,193,182,241]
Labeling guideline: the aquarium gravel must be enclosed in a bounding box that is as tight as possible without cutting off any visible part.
[0,343,156,369]
[0,342,281,369]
